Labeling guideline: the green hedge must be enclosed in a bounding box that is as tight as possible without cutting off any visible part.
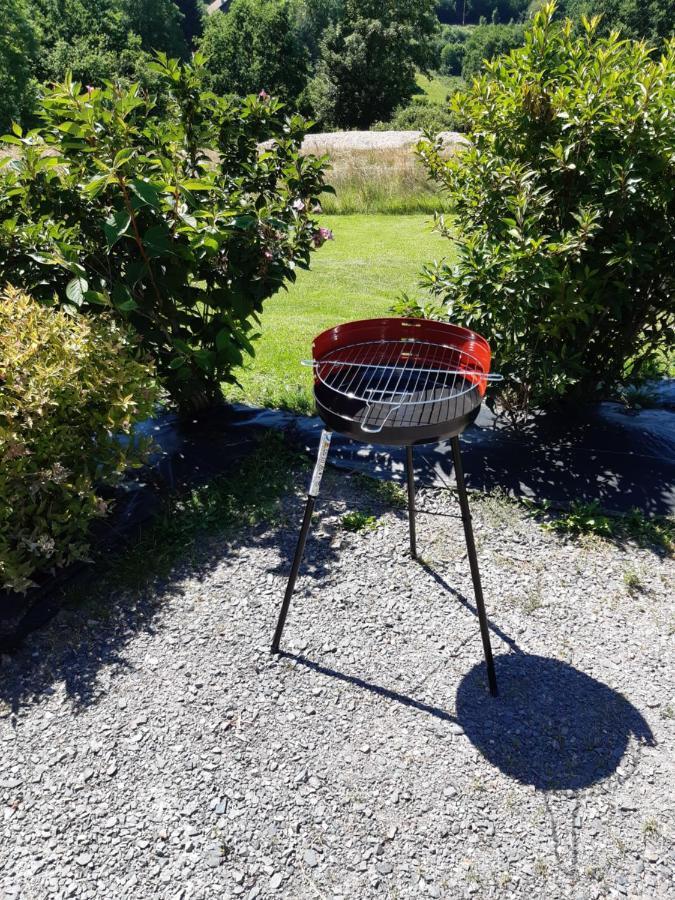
[414,4,675,410]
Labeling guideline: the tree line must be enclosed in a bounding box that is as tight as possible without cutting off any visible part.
[2,0,673,133]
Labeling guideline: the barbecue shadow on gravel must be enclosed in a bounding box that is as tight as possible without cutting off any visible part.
[286,651,654,792]
[457,653,655,790]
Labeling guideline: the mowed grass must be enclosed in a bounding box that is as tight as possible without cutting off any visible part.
[224,214,452,414]
[414,71,462,105]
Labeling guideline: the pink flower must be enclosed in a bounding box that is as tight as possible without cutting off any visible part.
[263,249,273,261]
[86,85,95,96]
[292,198,306,212]
[258,90,270,101]
[312,226,334,248]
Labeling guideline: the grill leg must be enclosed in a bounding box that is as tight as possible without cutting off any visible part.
[451,436,498,697]
[271,430,332,654]
[406,445,417,559]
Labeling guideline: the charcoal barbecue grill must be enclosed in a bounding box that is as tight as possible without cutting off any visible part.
[271,317,501,696]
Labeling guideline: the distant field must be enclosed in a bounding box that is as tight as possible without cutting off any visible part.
[414,71,462,105]
[224,214,453,414]
[320,144,452,216]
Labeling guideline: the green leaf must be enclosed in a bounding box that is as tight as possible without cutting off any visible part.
[129,180,163,210]
[233,215,257,229]
[113,148,135,169]
[181,179,214,191]
[83,290,110,306]
[103,209,131,250]
[111,282,138,312]
[66,277,88,306]
[83,174,111,197]
[143,223,171,257]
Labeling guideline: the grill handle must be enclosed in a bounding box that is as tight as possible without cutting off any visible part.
[359,402,402,434]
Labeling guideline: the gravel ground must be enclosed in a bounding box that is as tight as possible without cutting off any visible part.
[1,468,673,900]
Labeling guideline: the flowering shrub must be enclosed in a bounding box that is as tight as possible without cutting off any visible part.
[0,287,159,593]
[414,4,675,410]
[0,54,331,413]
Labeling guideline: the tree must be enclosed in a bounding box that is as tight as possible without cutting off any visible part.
[556,0,674,43]
[461,23,525,77]
[438,0,530,24]
[30,0,187,87]
[176,0,206,48]
[201,0,310,99]
[0,0,38,132]
[414,4,675,410]
[309,0,439,129]
[292,0,344,61]
[121,0,187,57]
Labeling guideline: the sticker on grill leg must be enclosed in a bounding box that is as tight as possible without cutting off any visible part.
[309,430,332,497]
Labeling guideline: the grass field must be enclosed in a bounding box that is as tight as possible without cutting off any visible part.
[414,71,463,105]
[319,145,451,216]
[224,214,452,414]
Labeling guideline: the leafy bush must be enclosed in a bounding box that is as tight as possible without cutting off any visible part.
[460,23,525,78]
[440,41,467,76]
[0,55,330,413]
[374,95,466,134]
[0,286,159,593]
[416,3,675,410]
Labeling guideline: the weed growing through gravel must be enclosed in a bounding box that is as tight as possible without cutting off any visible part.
[623,569,644,593]
[348,472,407,509]
[340,511,379,533]
[642,818,659,836]
[523,498,674,554]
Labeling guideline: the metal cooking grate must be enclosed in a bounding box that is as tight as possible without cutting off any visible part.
[307,338,500,434]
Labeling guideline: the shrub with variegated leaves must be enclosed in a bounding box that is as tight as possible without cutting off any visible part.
[0,286,159,593]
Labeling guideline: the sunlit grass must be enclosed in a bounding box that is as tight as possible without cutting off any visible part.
[320,145,451,215]
[224,214,452,414]
[414,71,462,105]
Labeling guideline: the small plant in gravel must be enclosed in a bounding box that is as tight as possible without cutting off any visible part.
[340,510,379,533]
[623,569,644,594]
[349,473,407,509]
[547,501,613,538]
[642,817,659,836]
[534,859,549,877]
[542,502,674,553]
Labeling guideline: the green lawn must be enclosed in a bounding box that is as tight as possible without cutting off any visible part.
[414,71,462,105]
[225,214,452,414]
